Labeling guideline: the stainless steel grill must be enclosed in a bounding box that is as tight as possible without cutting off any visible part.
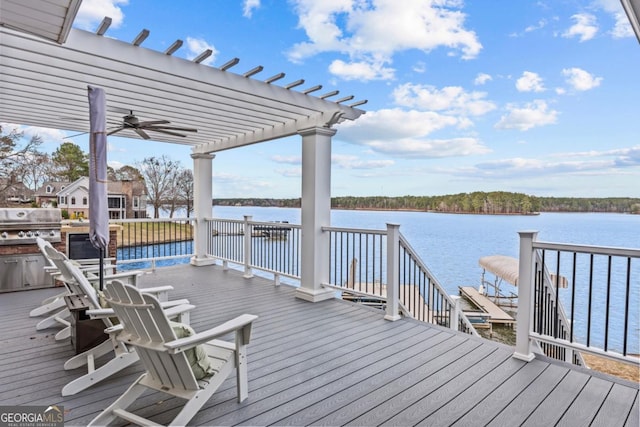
[0,208,61,245]
[0,208,62,292]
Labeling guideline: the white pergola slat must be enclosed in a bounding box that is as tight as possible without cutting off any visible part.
[0,1,369,302]
[0,23,365,154]
[0,0,80,44]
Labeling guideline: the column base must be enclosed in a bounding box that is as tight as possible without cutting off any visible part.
[295,287,337,303]
[190,256,217,267]
[512,351,536,362]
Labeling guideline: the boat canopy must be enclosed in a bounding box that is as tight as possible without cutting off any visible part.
[479,255,568,288]
[479,255,519,286]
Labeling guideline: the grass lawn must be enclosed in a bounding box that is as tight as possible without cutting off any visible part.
[115,221,193,247]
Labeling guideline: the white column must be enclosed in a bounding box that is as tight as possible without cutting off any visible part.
[190,152,216,266]
[513,230,538,362]
[295,127,337,302]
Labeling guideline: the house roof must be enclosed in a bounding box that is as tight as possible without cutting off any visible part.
[0,2,366,155]
[35,181,71,196]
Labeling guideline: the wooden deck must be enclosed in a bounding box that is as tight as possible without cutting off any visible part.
[1,264,637,426]
[459,286,515,325]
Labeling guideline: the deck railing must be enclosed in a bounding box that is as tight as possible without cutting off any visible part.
[206,216,302,284]
[324,223,478,336]
[515,231,639,367]
[110,218,195,269]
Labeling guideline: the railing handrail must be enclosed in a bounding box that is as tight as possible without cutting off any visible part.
[532,240,640,258]
[111,217,195,223]
[323,225,387,235]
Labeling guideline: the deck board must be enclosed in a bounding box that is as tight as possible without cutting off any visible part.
[0,263,637,427]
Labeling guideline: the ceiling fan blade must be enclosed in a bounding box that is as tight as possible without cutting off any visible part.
[138,120,170,126]
[134,128,151,139]
[66,131,90,138]
[149,128,189,137]
[107,127,125,136]
[147,125,198,132]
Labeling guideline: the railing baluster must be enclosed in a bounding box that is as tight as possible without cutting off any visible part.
[624,257,631,356]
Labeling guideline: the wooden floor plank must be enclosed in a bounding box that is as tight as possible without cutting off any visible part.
[0,263,636,427]
[590,383,640,427]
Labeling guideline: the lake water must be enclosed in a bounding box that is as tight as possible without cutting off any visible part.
[211,206,639,293]
[150,206,639,353]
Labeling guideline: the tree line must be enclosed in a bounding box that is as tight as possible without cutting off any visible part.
[215,193,640,214]
[0,126,193,217]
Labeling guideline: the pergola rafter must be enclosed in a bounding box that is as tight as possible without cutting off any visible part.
[0,2,365,154]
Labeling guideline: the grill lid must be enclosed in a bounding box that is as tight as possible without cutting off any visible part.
[0,208,62,228]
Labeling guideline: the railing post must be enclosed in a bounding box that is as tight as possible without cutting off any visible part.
[385,223,401,321]
[514,230,538,362]
[449,295,461,331]
[243,215,253,278]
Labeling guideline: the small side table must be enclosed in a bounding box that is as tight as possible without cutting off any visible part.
[64,295,108,354]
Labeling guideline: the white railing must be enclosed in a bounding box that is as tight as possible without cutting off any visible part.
[515,231,639,367]
[323,223,479,336]
[205,216,302,285]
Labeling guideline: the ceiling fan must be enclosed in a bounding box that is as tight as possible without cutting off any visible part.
[107,111,198,140]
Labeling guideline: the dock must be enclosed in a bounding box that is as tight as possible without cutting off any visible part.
[459,286,515,325]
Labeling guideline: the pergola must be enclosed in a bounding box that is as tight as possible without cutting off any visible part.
[0,0,367,302]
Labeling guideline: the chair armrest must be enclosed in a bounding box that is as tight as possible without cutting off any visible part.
[104,270,144,280]
[86,308,114,318]
[159,299,190,308]
[104,324,124,334]
[163,304,196,319]
[140,285,174,294]
[165,314,258,354]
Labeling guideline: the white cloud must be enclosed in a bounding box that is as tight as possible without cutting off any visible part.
[185,37,218,66]
[287,0,481,81]
[75,0,128,30]
[271,155,301,165]
[329,59,395,81]
[516,71,545,92]
[562,67,602,91]
[592,0,634,38]
[274,168,301,178]
[451,146,640,179]
[611,11,635,38]
[1,123,67,143]
[562,13,598,42]
[392,83,496,117]
[243,0,261,18]
[474,73,492,85]
[495,100,558,131]
[332,154,394,169]
[336,108,491,159]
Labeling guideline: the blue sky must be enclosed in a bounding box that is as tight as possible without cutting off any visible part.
[7,0,640,198]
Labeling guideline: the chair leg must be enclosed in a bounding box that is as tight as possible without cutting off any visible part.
[88,376,147,426]
[54,326,70,341]
[61,350,139,396]
[36,308,70,330]
[170,357,235,427]
[64,339,117,370]
[30,295,66,317]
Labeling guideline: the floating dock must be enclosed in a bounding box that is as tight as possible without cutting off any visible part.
[459,286,515,325]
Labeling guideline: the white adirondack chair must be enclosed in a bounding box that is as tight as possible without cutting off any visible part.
[35,244,145,340]
[30,237,115,317]
[60,258,194,396]
[89,280,257,427]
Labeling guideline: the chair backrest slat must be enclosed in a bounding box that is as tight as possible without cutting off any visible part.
[105,281,199,391]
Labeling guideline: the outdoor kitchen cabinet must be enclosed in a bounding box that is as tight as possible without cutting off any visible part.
[0,253,48,292]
